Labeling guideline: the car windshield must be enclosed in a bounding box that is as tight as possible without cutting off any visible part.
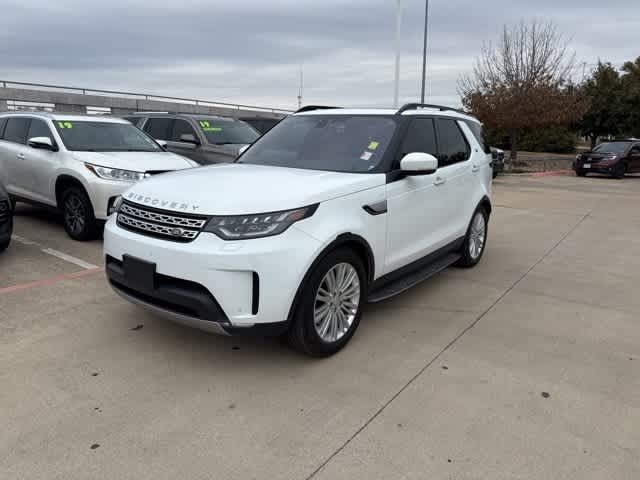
[197,118,260,145]
[238,115,397,173]
[593,142,629,155]
[54,121,162,152]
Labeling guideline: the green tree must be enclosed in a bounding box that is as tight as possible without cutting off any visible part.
[620,57,640,138]
[578,62,624,148]
[458,21,584,162]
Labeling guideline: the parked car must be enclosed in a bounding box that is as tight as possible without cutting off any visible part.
[124,113,260,165]
[239,116,282,135]
[0,112,197,240]
[490,147,505,178]
[0,183,12,252]
[574,140,640,178]
[105,103,492,356]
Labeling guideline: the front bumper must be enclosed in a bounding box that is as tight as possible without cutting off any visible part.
[87,178,131,220]
[574,161,615,174]
[103,216,323,334]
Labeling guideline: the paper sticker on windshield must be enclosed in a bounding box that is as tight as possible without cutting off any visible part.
[199,120,222,132]
[360,151,373,161]
[57,121,73,129]
[368,141,380,151]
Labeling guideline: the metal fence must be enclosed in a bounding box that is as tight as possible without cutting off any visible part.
[0,80,292,114]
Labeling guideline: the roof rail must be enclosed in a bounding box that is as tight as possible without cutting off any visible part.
[396,103,467,116]
[295,105,342,114]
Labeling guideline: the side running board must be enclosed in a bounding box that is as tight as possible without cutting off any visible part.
[367,253,461,303]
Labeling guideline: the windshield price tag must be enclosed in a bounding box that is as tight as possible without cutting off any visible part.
[199,120,222,132]
[57,121,73,129]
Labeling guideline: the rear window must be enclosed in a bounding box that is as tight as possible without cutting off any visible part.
[465,120,491,154]
[3,117,30,144]
[143,118,172,140]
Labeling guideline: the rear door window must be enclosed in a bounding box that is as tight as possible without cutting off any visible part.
[0,118,7,138]
[123,116,143,127]
[435,119,470,167]
[465,120,491,154]
[3,117,31,144]
[143,118,172,140]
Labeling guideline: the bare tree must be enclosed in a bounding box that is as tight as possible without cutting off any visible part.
[459,21,584,161]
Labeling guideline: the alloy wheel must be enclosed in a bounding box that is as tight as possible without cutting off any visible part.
[313,263,361,343]
[64,195,86,235]
[469,212,486,260]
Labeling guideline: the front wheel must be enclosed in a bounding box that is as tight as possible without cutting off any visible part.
[0,216,12,252]
[611,163,626,179]
[61,187,98,241]
[576,169,587,177]
[287,248,366,357]
[456,207,489,268]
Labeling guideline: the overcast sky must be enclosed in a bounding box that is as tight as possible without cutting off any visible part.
[1,0,638,110]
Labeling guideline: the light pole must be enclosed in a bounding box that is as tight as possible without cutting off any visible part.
[420,0,430,103]
[393,0,402,108]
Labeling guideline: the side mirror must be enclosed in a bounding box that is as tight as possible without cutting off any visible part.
[156,140,168,150]
[400,152,438,175]
[28,137,57,151]
[179,133,200,145]
[238,145,250,156]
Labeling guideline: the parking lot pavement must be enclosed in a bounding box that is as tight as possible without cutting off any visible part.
[1,174,639,480]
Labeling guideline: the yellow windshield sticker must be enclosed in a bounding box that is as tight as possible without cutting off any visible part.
[368,141,379,150]
[57,121,73,129]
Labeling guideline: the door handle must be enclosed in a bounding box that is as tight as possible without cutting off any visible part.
[17,153,25,160]
[434,176,446,186]
[472,164,480,173]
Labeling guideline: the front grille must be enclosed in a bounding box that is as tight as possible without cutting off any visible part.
[117,201,209,242]
[0,200,9,220]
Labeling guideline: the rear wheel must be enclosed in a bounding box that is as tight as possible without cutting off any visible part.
[455,207,488,268]
[61,187,98,241]
[287,248,366,357]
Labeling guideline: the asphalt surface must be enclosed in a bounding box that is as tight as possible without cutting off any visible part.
[1,174,639,480]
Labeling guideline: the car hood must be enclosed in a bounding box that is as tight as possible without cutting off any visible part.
[122,164,385,215]
[71,151,196,172]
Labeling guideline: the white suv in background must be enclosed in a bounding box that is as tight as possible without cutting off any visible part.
[104,104,493,356]
[0,112,197,240]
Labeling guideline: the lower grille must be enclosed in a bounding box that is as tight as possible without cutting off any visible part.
[117,201,209,242]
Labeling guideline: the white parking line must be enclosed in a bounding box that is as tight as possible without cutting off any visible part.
[41,248,99,270]
[12,235,99,270]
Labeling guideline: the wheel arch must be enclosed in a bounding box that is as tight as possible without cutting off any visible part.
[285,233,375,325]
[478,195,492,216]
[55,175,93,211]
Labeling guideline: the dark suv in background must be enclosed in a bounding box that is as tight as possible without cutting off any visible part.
[124,113,260,165]
[0,183,12,252]
[574,140,640,178]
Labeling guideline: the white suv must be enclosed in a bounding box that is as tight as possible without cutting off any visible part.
[104,104,493,356]
[0,112,197,240]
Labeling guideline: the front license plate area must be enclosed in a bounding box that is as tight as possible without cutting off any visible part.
[123,255,156,292]
[583,164,591,169]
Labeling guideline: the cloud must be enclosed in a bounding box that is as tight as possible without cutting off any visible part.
[0,0,638,110]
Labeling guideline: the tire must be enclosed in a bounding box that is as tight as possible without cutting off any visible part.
[492,170,498,179]
[612,163,626,179]
[0,216,11,253]
[287,248,367,357]
[576,169,587,177]
[455,207,489,268]
[61,187,98,241]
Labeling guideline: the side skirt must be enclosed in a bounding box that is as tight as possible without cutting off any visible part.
[367,238,464,303]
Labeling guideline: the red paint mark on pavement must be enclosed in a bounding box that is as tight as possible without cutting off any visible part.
[531,170,573,177]
[0,267,104,295]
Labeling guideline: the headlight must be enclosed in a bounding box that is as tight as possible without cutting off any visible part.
[204,205,318,240]
[576,154,582,160]
[85,163,145,182]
